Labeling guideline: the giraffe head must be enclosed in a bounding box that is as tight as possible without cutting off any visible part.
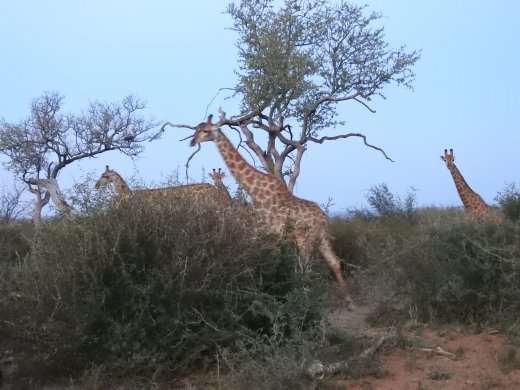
[209,168,225,185]
[190,114,216,146]
[440,148,455,168]
[95,165,114,189]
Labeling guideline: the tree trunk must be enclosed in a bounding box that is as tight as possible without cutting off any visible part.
[27,178,74,216]
[28,188,50,227]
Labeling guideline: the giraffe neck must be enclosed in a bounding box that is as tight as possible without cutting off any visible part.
[447,163,487,210]
[212,180,232,199]
[110,172,132,196]
[213,130,286,203]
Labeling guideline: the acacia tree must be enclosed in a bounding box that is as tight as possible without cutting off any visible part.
[0,91,158,224]
[172,0,420,192]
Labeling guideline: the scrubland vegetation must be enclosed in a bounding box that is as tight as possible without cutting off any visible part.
[1,183,520,389]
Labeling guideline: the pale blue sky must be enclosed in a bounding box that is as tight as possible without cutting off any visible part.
[1,1,519,213]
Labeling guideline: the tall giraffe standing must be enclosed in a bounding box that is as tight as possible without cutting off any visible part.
[190,114,353,306]
[441,149,503,223]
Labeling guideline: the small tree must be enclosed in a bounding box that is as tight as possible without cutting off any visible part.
[169,0,420,193]
[0,91,158,224]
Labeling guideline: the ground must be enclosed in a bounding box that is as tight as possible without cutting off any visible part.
[326,305,520,390]
[2,305,520,389]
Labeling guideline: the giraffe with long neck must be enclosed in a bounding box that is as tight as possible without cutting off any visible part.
[95,166,132,197]
[95,165,225,199]
[190,114,353,307]
[441,149,503,223]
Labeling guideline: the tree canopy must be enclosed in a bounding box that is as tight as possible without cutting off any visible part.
[0,91,158,223]
[177,0,420,192]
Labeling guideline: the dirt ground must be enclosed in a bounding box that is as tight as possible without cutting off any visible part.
[327,305,520,390]
[2,304,520,389]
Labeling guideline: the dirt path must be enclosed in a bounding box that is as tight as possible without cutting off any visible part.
[327,304,520,390]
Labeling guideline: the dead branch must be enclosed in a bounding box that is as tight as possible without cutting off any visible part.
[308,132,394,162]
[410,346,457,359]
[158,121,197,133]
[359,335,387,358]
[184,144,201,182]
[204,87,235,119]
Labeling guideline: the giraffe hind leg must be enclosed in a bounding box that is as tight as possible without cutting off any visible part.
[319,238,354,309]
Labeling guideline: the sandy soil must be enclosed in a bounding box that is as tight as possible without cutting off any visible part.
[327,304,520,390]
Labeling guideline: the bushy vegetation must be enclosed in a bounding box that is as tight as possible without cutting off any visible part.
[495,181,520,222]
[332,197,520,331]
[0,195,334,388]
[364,183,417,219]
[2,182,520,388]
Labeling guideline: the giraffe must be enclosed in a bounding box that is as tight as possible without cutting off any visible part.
[94,165,225,200]
[190,114,353,307]
[209,168,231,196]
[441,149,503,223]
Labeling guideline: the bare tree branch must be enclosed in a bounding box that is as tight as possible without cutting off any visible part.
[0,92,158,222]
[308,133,394,162]
[184,143,203,182]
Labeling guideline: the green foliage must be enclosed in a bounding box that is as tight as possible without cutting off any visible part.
[495,182,520,222]
[0,195,325,382]
[4,185,520,387]
[365,183,416,219]
[340,207,520,328]
[227,0,420,129]
[0,222,32,264]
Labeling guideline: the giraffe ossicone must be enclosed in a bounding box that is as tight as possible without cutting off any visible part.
[190,112,354,307]
[440,148,503,224]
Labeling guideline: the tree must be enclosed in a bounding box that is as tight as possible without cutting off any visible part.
[0,91,158,224]
[170,0,420,193]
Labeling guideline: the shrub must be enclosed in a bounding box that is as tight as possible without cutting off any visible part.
[495,182,520,222]
[1,194,325,381]
[365,183,416,219]
[0,222,32,264]
[356,210,520,328]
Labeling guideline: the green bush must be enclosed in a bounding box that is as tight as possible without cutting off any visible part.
[1,194,325,380]
[352,209,520,328]
[365,183,416,219]
[0,222,32,264]
[495,182,520,222]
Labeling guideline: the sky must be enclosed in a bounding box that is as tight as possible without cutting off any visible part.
[1,1,519,214]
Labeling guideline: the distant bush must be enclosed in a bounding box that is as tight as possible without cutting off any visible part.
[495,182,520,222]
[365,183,416,219]
[351,209,520,329]
[0,194,325,381]
[0,222,32,264]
